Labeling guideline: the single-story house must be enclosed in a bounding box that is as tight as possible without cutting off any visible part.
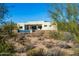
[17,21,57,33]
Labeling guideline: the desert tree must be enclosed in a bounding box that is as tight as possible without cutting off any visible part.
[2,20,18,35]
[0,3,8,24]
[49,3,79,41]
[49,4,79,34]
[0,4,15,55]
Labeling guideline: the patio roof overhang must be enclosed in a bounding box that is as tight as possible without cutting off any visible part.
[25,24,42,26]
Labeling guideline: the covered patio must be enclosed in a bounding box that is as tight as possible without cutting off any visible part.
[24,24,42,32]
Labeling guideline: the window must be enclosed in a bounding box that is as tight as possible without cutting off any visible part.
[49,25,51,27]
[44,25,47,27]
[25,25,29,30]
[19,26,23,29]
[38,26,42,29]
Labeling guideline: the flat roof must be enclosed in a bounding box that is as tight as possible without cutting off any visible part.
[17,21,51,24]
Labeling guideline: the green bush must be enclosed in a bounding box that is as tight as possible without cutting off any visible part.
[49,31,77,42]
[60,32,75,41]
[60,32,79,43]
[0,38,15,56]
[73,34,79,43]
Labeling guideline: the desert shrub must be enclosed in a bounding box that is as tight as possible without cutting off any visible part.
[21,38,35,51]
[72,48,79,56]
[57,41,72,49]
[47,47,65,56]
[49,31,77,42]
[38,37,44,40]
[73,34,79,43]
[42,39,54,48]
[8,32,17,38]
[29,30,44,37]
[25,43,35,51]
[0,39,15,56]
[49,31,60,40]
[60,32,79,43]
[42,31,51,38]
[44,42,53,48]
[47,47,74,56]
[0,33,15,56]
[1,21,18,38]
[59,32,75,42]
[26,48,44,56]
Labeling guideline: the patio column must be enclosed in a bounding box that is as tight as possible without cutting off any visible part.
[29,25,32,30]
[36,25,38,30]
[28,25,32,33]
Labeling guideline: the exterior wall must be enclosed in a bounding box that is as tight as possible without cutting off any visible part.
[50,25,57,31]
[17,23,25,30]
[42,22,51,30]
[17,21,57,31]
[41,21,57,31]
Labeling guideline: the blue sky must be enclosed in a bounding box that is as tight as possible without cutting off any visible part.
[6,3,52,23]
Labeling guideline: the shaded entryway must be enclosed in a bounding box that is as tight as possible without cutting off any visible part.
[24,24,42,32]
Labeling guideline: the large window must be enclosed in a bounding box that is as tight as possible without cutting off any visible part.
[44,25,47,27]
[25,25,29,30]
[19,26,23,29]
[38,26,42,29]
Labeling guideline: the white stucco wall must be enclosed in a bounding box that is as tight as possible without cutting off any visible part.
[17,23,25,30]
[17,21,57,31]
[41,21,57,30]
[42,22,51,30]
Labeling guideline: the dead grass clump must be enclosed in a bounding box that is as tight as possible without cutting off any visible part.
[47,47,65,56]
[47,47,74,56]
[72,48,79,56]
[26,44,48,56]
[42,31,51,39]
[57,41,72,49]
[49,31,60,39]
[26,47,44,56]
[41,39,54,48]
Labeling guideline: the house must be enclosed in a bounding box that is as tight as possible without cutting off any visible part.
[17,21,57,33]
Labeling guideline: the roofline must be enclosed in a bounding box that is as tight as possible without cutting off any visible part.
[17,21,51,23]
